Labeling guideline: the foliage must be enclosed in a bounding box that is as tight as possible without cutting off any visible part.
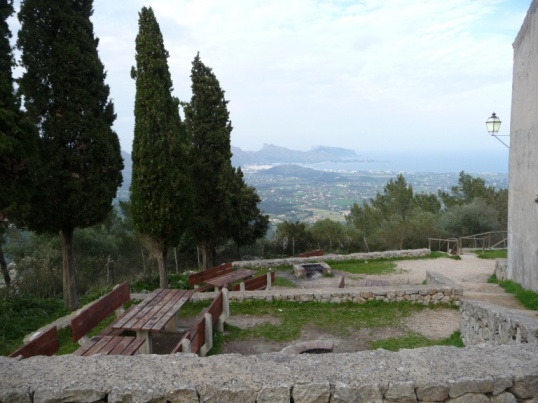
[228,168,269,258]
[0,292,68,356]
[183,54,235,268]
[272,220,313,256]
[307,218,362,254]
[438,199,497,237]
[345,171,507,253]
[130,7,191,288]
[16,0,123,310]
[0,0,38,286]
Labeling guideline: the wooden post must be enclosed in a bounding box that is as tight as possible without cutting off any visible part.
[266,272,272,291]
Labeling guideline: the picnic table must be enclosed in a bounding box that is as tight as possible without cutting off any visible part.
[204,268,255,291]
[112,288,194,354]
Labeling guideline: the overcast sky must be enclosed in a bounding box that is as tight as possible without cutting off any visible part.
[9,0,530,162]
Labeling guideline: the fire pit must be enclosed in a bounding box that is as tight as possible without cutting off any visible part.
[293,262,331,279]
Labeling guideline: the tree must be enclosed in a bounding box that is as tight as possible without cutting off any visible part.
[371,174,414,221]
[17,0,123,310]
[183,53,235,268]
[130,7,191,288]
[0,0,37,286]
[229,168,269,258]
[272,220,313,256]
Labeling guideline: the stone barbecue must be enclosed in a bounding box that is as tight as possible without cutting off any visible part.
[293,262,331,279]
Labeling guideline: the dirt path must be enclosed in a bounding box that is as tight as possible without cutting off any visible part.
[220,254,523,355]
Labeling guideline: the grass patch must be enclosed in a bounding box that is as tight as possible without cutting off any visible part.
[370,330,463,351]
[273,276,297,288]
[326,260,397,275]
[210,300,459,354]
[487,275,538,310]
[0,293,68,356]
[474,249,507,259]
[498,280,538,310]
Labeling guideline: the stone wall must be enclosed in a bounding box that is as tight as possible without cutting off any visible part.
[460,299,538,346]
[233,248,430,269]
[2,345,538,402]
[192,284,463,305]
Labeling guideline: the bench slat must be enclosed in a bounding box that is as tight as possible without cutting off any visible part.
[9,326,59,359]
[71,281,130,342]
[150,290,194,331]
[188,263,233,287]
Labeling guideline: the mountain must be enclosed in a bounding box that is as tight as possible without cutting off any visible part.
[231,144,360,166]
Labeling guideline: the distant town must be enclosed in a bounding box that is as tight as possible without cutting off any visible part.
[118,145,509,224]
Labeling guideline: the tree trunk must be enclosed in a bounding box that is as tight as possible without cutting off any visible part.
[156,247,168,289]
[61,228,78,311]
[200,241,214,269]
[0,245,11,286]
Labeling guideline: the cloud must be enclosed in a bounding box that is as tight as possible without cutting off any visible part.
[10,0,529,157]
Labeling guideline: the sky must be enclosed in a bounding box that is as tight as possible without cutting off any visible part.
[8,0,530,171]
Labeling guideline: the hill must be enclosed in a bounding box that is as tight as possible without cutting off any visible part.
[231,144,360,166]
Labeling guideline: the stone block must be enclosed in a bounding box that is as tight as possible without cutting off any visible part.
[256,383,291,403]
[415,382,449,401]
[509,375,538,399]
[448,377,493,398]
[291,381,330,403]
[491,392,518,403]
[384,381,416,402]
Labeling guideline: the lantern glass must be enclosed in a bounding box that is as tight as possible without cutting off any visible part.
[486,113,501,135]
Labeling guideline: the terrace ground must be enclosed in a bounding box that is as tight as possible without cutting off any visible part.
[210,254,523,355]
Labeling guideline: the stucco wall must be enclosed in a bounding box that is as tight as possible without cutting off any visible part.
[509,0,538,292]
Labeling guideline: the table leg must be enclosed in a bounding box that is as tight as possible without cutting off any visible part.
[137,330,152,354]
[165,313,179,332]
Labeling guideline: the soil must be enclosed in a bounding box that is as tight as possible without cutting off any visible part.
[158,254,524,355]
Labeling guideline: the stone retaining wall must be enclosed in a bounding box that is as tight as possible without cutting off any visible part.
[233,248,430,269]
[2,345,538,402]
[192,284,463,305]
[460,299,538,346]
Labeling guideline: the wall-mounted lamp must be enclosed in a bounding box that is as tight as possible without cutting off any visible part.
[486,112,509,148]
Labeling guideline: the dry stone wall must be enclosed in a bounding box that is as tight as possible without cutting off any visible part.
[460,299,538,346]
[233,248,430,269]
[1,345,538,402]
[192,285,463,305]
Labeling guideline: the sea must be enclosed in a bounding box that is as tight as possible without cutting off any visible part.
[300,149,509,174]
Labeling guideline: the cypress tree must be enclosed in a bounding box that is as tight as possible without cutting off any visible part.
[229,167,269,258]
[0,0,37,286]
[130,7,191,288]
[17,0,123,310]
[184,54,235,268]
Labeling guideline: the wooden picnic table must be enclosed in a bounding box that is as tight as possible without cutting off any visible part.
[112,288,194,354]
[204,268,255,291]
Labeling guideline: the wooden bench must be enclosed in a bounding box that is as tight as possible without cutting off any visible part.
[188,263,233,292]
[295,249,324,258]
[231,271,276,291]
[9,326,59,359]
[171,290,228,356]
[70,281,145,356]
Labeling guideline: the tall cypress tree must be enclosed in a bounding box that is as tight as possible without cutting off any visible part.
[184,54,235,268]
[130,7,191,288]
[17,0,123,310]
[229,167,269,258]
[0,0,37,286]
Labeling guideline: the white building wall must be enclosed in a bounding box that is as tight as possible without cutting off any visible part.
[509,0,538,292]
